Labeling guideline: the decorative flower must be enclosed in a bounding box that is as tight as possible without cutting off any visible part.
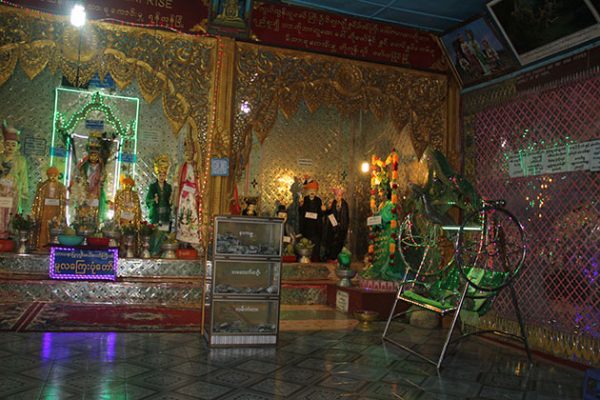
[295,238,314,250]
[139,221,156,237]
[11,213,34,231]
[121,222,137,236]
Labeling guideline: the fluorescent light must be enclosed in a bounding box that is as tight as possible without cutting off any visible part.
[70,4,86,28]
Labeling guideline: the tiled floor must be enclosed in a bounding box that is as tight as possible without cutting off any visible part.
[0,308,585,400]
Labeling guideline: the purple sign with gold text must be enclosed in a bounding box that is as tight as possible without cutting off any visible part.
[49,247,118,281]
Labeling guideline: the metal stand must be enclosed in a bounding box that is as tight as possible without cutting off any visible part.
[382,279,532,369]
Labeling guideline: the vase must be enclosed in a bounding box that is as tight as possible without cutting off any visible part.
[161,242,178,259]
[77,226,95,246]
[335,268,357,287]
[17,230,29,254]
[140,236,151,259]
[49,227,62,245]
[125,235,136,258]
[296,247,312,264]
[103,229,120,247]
[354,310,379,331]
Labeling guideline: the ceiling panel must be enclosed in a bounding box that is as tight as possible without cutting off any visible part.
[284,0,490,33]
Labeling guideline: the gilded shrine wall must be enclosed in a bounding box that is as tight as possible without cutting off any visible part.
[230,43,453,258]
[0,6,215,244]
[0,5,459,253]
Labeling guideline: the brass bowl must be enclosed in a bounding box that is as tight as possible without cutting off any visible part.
[354,310,379,323]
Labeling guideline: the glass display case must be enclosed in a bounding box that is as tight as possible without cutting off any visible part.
[213,260,280,295]
[214,218,283,257]
[205,216,283,346]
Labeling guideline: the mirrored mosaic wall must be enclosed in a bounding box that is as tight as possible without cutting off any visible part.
[464,74,599,365]
[237,104,419,259]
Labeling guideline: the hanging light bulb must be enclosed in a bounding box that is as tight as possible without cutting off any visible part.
[70,4,86,28]
[360,161,370,174]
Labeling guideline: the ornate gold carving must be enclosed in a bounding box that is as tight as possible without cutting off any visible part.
[0,6,215,249]
[0,43,18,86]
[19,40,56,80]
[232,43,448,180]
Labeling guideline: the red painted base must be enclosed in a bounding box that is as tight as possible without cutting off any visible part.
[326,284,405,319]
[0,239,15,252]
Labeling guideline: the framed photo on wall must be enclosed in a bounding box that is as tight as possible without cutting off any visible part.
[487,0,600,65]
[440,16,520,87]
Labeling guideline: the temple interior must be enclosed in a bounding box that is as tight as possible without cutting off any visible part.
[0,1,598,399]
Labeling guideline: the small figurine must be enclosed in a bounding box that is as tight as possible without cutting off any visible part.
[298,177,324,262]
[146,154,172,229]
[114,175,142,228]
[72,132,108,225]
[31,166,66,249]
[286,177,303,233]
[0,122,28,239]
[242,197,258,216]
[277,205,298,253]
[322,187,350,261]
[174,134,201,244]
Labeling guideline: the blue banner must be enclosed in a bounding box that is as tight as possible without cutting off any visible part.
[49,147,66,157]
[49,247,118,281]
[85,119,105,130]
[118,153,137,163]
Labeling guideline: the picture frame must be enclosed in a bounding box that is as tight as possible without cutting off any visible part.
[487,0,600,66]
[211,157,230,176]
[208,0,253,38]
[440,16,520,87]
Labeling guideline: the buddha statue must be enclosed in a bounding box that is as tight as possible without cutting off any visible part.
[72,131,107,225]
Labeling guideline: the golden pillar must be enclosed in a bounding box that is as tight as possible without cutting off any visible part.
[204,37,236,228]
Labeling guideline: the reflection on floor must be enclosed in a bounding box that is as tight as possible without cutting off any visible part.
[0,305,584,400]
[280,305,359,331]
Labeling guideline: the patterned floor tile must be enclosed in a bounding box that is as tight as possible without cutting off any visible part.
[175,380,233,400]
[309,348,361,362]
[275,366,325,384]
[125,383,159,400]
[0,354,48,372]
[317,374,368,392]
[421,376,482,398]
[481,372,532,391]
[170,361,221,377]
[37,384,84,399]
[0,306,588,400]
[0,373,44,397]
[251,377,304,396]
[279,343,324,355]
[360,381,421,400]
[479,385,526,400]
[235,360,282,374]
[141,392,199,400]
[203,368,263,387]
[219,389,286,400]
[380,370,428,386]
[130,370,196,391]
[330,363,389,381]
[295,357,342,372]
[534,380,581,399]
[291,386,360,400]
